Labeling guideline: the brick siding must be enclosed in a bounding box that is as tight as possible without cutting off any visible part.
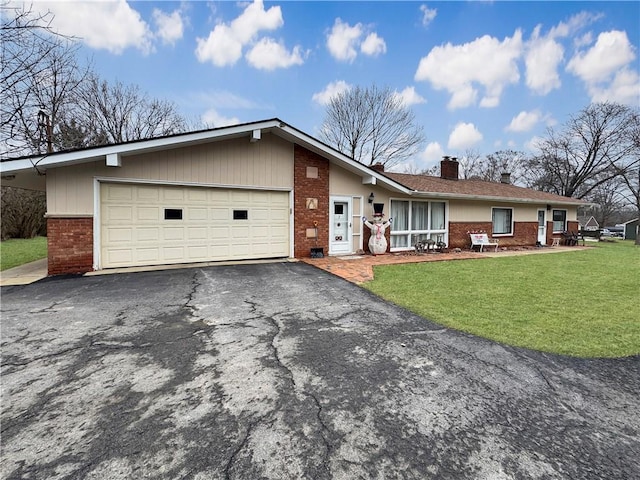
[293,145,329,258]
[449,221,538,250]
[47,217,93,275]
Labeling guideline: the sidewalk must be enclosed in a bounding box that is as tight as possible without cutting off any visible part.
[302,246,583,284]
[0,258,48,287]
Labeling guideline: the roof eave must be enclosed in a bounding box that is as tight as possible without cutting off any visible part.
[410,190,587,206]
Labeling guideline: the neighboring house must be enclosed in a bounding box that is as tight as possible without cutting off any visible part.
[580,216,600,231]
[621,218,639,241]
[0,119,586,275]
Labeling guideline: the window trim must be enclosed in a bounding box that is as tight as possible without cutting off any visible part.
[491,207,514,237]
[552,209,567,233]
[389,199,448,251]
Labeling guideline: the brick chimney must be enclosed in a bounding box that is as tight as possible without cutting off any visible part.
[500,172,511,184]
[440,156,459,180]
[371,162,385,172]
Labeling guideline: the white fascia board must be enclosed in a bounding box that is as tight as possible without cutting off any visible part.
[274,124,411,195]
[0,119,282,174]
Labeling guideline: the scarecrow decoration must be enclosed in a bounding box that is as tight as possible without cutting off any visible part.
[363,203,392,255]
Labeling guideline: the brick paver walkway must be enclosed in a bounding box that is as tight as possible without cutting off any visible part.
[301,246,583,284]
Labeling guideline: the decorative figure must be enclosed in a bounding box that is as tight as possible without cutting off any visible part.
[363,214,393,255]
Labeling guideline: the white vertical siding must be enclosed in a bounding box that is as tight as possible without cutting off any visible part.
[46,133,294,215]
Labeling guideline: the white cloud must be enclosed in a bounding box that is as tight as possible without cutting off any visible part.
[567,30,636,84]
[201,108,240,128]
[153,8,184,45]
[196,25,243,66]
[588,69,640,105]
[246,38,305,70]
[525,26,563,95]
[195,0,301,70]
[312,80,352,105]
[420,5,437,27]
[361,33,386,57]
[420,142,445,163]
[32,0,153,54]
[567,30,639,105]
[326,18,386,62]
[393,86,426,107]
[448,123,483,150]
[326,18,363,62]
[193,91,262,110]
[415,31,523,110]
[506,110,541,132]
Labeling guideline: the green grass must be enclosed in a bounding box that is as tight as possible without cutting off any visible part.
[365,241,640,358]
[0,236,48,271]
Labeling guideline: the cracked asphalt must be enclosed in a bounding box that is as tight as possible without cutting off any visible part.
[1,262,638,480]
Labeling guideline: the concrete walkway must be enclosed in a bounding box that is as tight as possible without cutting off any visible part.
[0,258,48,286]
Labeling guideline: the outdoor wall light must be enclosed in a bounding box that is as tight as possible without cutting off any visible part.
[368,192,375,204]
[546,204,552,211]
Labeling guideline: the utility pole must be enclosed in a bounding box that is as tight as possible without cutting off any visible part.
[38,110,53,153]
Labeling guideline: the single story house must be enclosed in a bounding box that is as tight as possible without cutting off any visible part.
[580,215,600,231]
[0,118,586,275]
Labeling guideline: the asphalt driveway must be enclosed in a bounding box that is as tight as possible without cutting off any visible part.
[1,262,638,479]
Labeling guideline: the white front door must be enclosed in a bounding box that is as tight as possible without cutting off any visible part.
[330,197,352,254]
[537,210,547,245]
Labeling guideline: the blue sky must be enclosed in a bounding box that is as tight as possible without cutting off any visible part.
[26,1,640,171]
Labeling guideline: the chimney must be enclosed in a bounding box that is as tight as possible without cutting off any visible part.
[440,156,459,180]
[500,172,511,184]
[371,162,385,172]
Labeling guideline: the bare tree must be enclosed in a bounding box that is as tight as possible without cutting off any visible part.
[1,1,82,157]
[319,85,425,169]
[525,103,639,199]
[71,74,187,144]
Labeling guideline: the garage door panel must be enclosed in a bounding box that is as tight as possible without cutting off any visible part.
[105,206,133,222]
[136,187,160,202]
[163,227,184,241]
[101,184,290,268]
[137,227,159,241]
[137,248,160,262]
[189,208,208,221]
[106,228,132,243]
[137,207,161,221]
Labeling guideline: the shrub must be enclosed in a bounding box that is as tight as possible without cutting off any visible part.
[1,186,47,240]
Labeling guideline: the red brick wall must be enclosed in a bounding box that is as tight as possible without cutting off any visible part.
[47,217,93,275]
[293,145,329,258]
[449,221,538,249]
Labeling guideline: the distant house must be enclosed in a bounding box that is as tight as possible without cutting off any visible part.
[622,218,639,241]
[581,216,599,231]
[0,118,586,275]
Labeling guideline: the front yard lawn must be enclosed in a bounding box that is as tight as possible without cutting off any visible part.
[365,241,639,358]
[0,236,47,271]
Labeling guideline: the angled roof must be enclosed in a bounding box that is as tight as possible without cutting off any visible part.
[383,172,586,206]
[0,118,411,194]
[1,118,586,206]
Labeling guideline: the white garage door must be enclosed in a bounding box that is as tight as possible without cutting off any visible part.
[100,183,290,268]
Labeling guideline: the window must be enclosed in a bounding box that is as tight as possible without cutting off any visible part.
[233,210,248,220]
[390,200,447,250]
[164,208,182,220]
[552,209,567,232]
[492,208,513,235]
